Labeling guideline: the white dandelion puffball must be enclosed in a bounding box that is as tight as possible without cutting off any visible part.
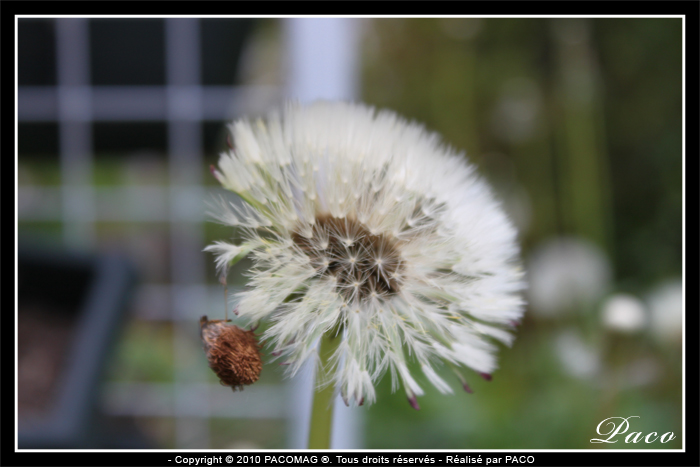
[527,237,611,317]
[647,279,683,345]
[206,101,525,408]
[601,293,646,334]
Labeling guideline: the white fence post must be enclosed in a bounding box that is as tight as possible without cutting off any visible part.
[284,17,362,450]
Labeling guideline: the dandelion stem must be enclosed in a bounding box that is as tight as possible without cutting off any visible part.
[308,329,342,449]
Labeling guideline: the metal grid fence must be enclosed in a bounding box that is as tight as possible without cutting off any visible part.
[17,17,361,449]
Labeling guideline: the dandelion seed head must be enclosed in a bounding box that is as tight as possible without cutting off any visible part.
[206,101,525,407]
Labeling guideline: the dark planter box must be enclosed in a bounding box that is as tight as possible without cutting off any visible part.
[18,245,137,448]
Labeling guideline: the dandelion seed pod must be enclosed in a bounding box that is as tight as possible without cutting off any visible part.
[205,101,526,407]
[200,316,262,390]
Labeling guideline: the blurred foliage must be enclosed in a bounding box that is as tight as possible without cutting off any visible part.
[362,18,681,286]
[360,17,682,449]
[107,321,174,383]
[210,419,286,450]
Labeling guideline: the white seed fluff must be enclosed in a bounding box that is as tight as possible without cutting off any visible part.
[206,101,525,406]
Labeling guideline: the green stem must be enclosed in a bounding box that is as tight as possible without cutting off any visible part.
[307,329,343,449]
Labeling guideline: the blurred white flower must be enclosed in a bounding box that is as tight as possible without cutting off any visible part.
[647,279,683,345]
[206,101,525,407]
[554,329,601,379]
[601,293,647,333]
[527,237,611,317]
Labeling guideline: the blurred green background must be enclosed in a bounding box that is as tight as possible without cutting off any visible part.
[359,18,682,449]
[17,18,683,449]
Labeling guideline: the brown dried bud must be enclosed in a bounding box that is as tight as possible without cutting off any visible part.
[200,316,262,390]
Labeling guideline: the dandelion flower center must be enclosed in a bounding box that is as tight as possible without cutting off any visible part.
[291,214,403,302]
